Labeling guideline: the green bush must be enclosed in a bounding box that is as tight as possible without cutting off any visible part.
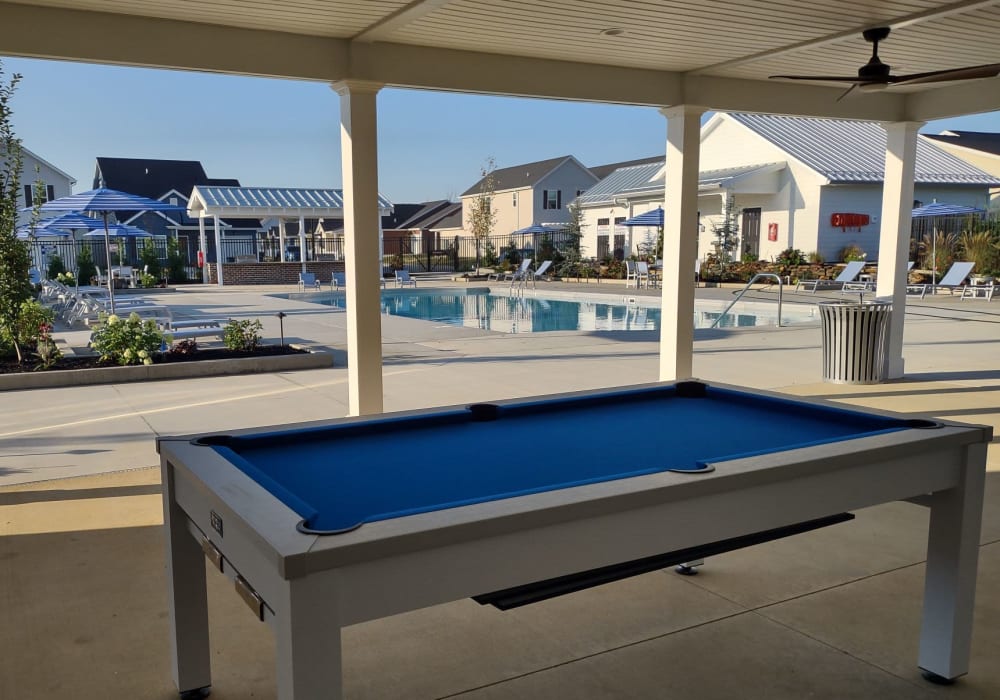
[47,254,66,279]
[139,244,162,279]
[839,244,866,262]
[139,272,158,288]
[807,251,824,264]
[774,248,806,266]
[1,299,56,359]
[76,246,97,286]
[165,237,188,284]
[89,312,166,365]
[223,318,263,352]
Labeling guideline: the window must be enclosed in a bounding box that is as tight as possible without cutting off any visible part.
[23,184,55,207]
[512,192,518,207]
[170,197,179,206]
[597,217,610,226]
[576,189,585,197]
[543,189,561,210]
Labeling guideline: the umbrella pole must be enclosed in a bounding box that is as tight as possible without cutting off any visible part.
[103,213,116,314]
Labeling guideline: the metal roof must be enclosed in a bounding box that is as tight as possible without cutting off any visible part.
[728,114,1000,185]
[189,187,392,217]
[577,162,784,206]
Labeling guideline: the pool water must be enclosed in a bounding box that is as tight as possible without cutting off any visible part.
[308,289,817,333]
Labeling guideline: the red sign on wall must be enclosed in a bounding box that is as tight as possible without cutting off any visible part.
[830,213,870,231]
[767,223,778,241]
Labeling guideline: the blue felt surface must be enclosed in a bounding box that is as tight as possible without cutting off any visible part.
[210,386,907,533]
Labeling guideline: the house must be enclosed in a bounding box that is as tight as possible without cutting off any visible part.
[459,155,598,237]
[921,131,1000,206]
[576,113,1000,263]
[94,157,263,267]
[12,146,76,228]
[381,200,463,255]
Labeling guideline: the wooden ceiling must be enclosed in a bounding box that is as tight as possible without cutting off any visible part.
[3,0,1000,121]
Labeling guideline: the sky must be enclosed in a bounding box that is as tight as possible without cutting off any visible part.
[3,55,1000,205]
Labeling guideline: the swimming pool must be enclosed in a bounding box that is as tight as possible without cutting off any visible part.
[305,288,817,333]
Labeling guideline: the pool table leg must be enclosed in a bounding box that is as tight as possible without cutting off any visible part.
[162,464,213,697]
[918,445,986,683]
[274,574,344,699]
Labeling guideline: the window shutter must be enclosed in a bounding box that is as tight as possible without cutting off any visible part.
[542,190,548,209]
[47,185,55,202]
[557,191,562,209]
[23,185,32,208]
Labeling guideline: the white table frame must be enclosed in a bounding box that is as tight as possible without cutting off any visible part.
[158,381,990,699]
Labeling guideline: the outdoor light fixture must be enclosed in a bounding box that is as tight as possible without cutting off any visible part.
[276,311,287,348]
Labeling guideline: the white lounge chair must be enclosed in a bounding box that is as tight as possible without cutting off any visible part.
[297,272,321,291]
[907,261,975,299]
[635,261,651,288]
[796,260,866,293]
[395,269,417,287]
[531,260,553,281]
[504,259,532,283]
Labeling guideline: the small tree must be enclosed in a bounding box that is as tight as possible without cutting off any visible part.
[0,62,33,362]
[711,196,740,268]
[555,201,586,278]
[467,156,498,274]
[77,245,98,286]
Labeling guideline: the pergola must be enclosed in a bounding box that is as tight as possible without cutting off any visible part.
[186,186,392,284]
[5,0,1000,416]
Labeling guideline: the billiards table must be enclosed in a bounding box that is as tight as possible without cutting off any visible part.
[158,380,991,699]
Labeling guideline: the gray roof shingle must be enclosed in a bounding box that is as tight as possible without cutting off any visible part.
[461,155,591,196]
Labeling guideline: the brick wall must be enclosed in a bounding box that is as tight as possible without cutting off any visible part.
[206,262,347,285]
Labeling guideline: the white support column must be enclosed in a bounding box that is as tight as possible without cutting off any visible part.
[213,215,224,286]
[279,219,287,262]
[198,215,208,284]
[333,79,385,416]
[875,121,922,379]
[658,105,704,382]
[299,214,308,271]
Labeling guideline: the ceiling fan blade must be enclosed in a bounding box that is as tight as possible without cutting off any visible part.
[768,74,863,83]
[836,83,860,101]
[890,63,1000,85]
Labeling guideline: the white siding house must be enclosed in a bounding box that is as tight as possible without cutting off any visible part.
[13,146,76,228]
[576,113,1000,264]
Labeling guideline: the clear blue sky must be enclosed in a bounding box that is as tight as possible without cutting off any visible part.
[4,56,999,205]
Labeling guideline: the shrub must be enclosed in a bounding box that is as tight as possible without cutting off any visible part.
[959,231,999,275]
[139,244,162,279]
[839,244,866,262]
[920,232,957,278]
[139,272,158,288]
[165,237,188,284]
[32,320,60,370]
[76,246,97,286]
[774,248,806,266]
[89,312,166,365]
[223,319,263,352]
[807,251,824,264]
[168,338,198,357]
[47,254,66,279]
[1,299,56,364]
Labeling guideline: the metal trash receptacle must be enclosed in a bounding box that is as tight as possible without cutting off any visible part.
[818,300,892,384]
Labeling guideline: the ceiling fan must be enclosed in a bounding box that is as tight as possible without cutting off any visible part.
[769,27,1000,98]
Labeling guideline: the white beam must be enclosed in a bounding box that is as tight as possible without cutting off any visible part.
[299,215,308,270]
[658,105,705,382]
[334,80,385,416]
[904,78,1000,122]
[875,121,922,380]
[353,0,458,42]
[197,216,208,285]
[213,215,224,286]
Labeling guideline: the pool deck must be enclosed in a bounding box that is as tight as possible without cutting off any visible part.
[2,278,998,699]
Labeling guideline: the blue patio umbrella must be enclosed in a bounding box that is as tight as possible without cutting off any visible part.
[16,223,72,239]
[82,223,153,238]
[512,223,566,234]
[622,207,664,227]
[911,202,986,289]
[39,188,182,312]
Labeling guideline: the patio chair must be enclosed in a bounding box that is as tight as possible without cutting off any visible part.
[531,260,553,281]
[395,269,417,287]
[795,260,866,293]
[329,272,345,290]
[907,261,975,299]
[636,261,651,288]
[960,279,995,301]
[297,272,321,291]
[625,260,639,288]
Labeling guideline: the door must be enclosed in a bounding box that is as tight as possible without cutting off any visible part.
[741,208,762,260]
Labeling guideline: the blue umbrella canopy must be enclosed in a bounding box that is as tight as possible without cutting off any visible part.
[83,223,152,238]
[38,188,182,313]
[16,224,72,239]
[911,202,985,218]
[512,223,566,234]
[16,212,104,238]
[622,207,664,227]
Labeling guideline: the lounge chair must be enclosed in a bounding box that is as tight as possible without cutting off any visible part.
[960,279,995,301]
[504,259,532,283]
[329,272,345,291]
[795,260,865,293]
[531,260,553,281]
[297,272,321,291]
[907,261,975,299]
[395,269,417,287]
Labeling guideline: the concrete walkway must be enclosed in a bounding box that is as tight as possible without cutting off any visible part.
[1,280,998,699]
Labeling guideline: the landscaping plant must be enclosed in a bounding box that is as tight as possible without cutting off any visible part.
[89,312,166,366]
[76,245,98,286]
[223,318,263,352]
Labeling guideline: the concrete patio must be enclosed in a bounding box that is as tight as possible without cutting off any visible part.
[1,280,998,699]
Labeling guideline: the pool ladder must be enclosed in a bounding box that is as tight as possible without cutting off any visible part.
[710,273,784,329]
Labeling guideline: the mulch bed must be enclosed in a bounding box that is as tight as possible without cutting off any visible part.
[0,345,308,374]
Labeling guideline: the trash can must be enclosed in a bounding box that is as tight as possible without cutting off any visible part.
[818,300,892,384]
